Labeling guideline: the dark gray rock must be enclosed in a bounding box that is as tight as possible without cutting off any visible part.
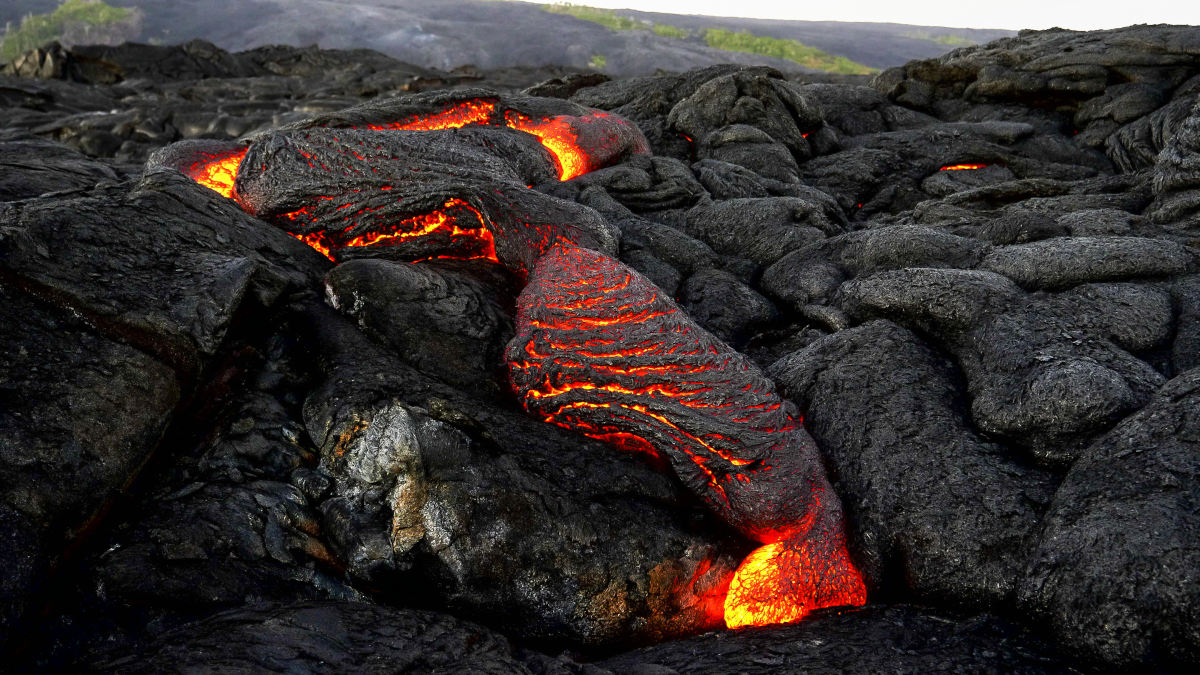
[771,321,1055,606]
[1173,275,1200,373]
[839,268,1166,467]
[1018,368,1200,670]
[761,225,988,313]
[89,601,552,674]
[571,65,757,158]
[323,259,514,394]
[679,269,779,346]
[617,217,721,277]
[695,123,801,182]
[0,133,124,201]
[559,154,710,214]
[1036,282,1175,354]
[979,236,1195,290]
[0,170,329,380]
[622,248,683,296]
[684,196,846,267]
[0,284,179,644]
[667,70,823,168]
[1150,97,1200,235]
[794,83,936,138]
[597,605,1076,674]
[298,302,743,646]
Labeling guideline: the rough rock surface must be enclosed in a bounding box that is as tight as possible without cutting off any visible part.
[89,601,556,674]
[2,28,1199,673]
[771,321,1056,607]
[597,605,1077,674]
[0,285,178,643]
[1018,368,1200,670]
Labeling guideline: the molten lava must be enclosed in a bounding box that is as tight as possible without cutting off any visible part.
[168,99,866,632]
[284,198,498,264]
[364,99,496,131]
[724,536,867,628]
[508,243,867,629]
[504,111,592,181]
[939,163,988,171]
[186,148,247,199]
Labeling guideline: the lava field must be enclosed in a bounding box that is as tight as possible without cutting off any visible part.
[2,26,1199,673]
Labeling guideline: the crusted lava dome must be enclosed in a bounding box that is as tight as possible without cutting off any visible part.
[507,242,866,626]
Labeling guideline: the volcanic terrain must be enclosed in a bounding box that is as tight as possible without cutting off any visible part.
[2,24,1199,673]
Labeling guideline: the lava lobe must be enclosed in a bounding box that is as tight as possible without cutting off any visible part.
[507,242,866,627]
[158,91,866,629]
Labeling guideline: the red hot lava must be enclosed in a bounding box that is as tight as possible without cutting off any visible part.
[184,148,247,199]
[169,97,866,630]
[508,243,866,628]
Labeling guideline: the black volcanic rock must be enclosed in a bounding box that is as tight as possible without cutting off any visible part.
[979,235,1195,290]
[839,268,1168,467]
[1150,97,1200,236]
[0,170,328,379]
[0,133,125,201]
[683,195,846,266]
[679,268,780,347]
[1018,368,1200,669]
[89,600,555,674]
[597,605,1076,674]
[761,224,988,314]
[771,321,1055,606]
[0,284,178,645]
[297,301,743,646]
[2,24,1200,674]
[323,259,515,394]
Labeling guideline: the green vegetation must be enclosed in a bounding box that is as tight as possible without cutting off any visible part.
[702,28,876,75]
[588,53,607,70]
[903,31,976,47]
[540,3,874,75]
[1,0,135,62]
[651,23,690,39]
[543,3,646,31]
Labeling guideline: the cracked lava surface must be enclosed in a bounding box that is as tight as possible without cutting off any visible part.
[164,93,867,630]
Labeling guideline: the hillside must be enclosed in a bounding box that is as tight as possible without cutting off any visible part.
[1,0,1014,75]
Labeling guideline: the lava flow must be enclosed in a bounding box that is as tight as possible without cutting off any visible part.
[364,99,497,131]
[508,242,867,628]
[939,163,988,171]
[184,148,247,199]
[164,97,866,631]
[283,198,498,264]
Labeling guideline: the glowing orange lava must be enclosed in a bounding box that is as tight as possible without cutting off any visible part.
[170,105,866,633]
[724,538,866,628]
[285,198,498,264]
[504,111,591,181]
[365,99,497,131]
[939,164,988,171]
[188,149,247,199]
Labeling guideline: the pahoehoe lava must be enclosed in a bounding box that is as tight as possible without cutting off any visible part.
[3,26,1200,673]
[156,92,867,628]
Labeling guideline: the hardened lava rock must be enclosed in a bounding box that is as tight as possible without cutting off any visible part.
[771,320,1056,607]
[1018,368,1200,669]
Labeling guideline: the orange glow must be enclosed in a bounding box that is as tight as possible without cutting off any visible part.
[939,164,988,171]
[293,231,334,261]
[504,111,591,181]
[365,99,496,131]
[285,198,498,264]
[187,149,247,199]
[724,538,866,629]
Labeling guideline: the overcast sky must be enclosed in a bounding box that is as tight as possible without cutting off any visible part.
[531,1,1200,30]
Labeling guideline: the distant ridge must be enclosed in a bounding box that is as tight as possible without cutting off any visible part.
[1,0,1016,75]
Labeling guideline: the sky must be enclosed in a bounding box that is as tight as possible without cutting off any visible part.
[529,1,1200,31]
